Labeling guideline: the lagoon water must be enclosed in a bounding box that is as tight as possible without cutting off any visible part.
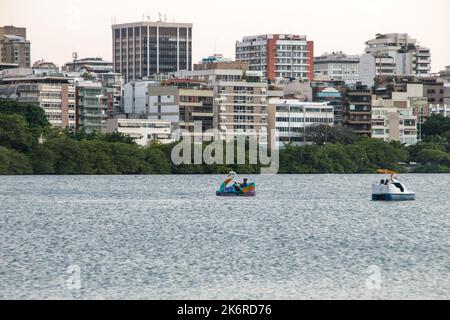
[0,174,449,300]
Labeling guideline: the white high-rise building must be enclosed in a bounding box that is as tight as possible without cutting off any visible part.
[267,99,334,148]
[360,33,431,87]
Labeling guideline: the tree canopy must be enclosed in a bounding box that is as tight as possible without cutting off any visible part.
[1,98,450,175]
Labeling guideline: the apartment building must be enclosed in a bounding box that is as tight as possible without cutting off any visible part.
[62,57,113,77]
[371,101,418,146]
[176,61,269,143]
[76,82,109,131]
[371,83,424,145]
[311,80,345,125]
[0,26,31,68]
[236,34,314,81]
[104,118,174,146]
[343,84,372,136]
[123,79,215,140]
[314,52,360,84]
[100,72,124,117]
[0,76,76,129]
[268,99,333,148]
[112,20,193,82]
[360,33,431,87]
[439,66,450,82]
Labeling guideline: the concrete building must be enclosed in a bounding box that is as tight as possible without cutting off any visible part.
[361,33,431,87]
[429,103,450,117]
[439,66,450,82]
[201,54,232,64]
[112,20,193,82]
[371,101,418,146]
[176,61,269,143]
[100,73,124,117]
[123,80,158,116]
[123,79,215,140]
[268,79,313,101]
[311,80,345,125]
[76,82,109,131]
[343,84,372,136]
[268,99,333,148]
[0,62,19,71]
[314,52,360,84]
[104,118,174,146]
[236,34,314,81]
[0,26,31,68]
[32,60,59,76]
[0,76,76,129]
[422,77,445,106]
[371,83,424,145]
[62,57,113,78]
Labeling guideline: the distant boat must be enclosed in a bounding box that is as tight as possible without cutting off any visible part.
[372,169,415,201]
[216,172,256,197]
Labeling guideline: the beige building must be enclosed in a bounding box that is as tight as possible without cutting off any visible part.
[176,61,269,143]
[0,26,31,68]
[0,76,76,129]
[371,83,424,145]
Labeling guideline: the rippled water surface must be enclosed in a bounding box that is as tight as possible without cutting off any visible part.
[0,175,449,300]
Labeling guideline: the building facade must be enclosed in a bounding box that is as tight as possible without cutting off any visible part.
[236,34,314,81]
[76,82,109,131]
[439,66,450,82]
[0,26,31,68]
[62,57,113,78]
[314,52,360,84]
[311,80,345,125]
[343,84,372,136]
[371,101,418,146]
[112,21,193,82]
[360,33,431,87]
[176,61,269,143]
[0,76,76,129]
[371,83,424,145]
[104,118,174,146]
[268,99,333,148]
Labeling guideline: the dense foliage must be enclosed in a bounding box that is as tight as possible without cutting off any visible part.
[1,99,450,175]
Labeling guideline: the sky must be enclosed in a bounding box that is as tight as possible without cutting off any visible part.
[1,0,449,72]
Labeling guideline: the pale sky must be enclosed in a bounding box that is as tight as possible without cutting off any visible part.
[1,0,449,72]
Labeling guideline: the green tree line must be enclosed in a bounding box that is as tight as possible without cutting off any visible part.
[1,99,450,175]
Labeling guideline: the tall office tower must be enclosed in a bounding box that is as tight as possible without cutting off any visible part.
[112,20,193,83]
[0,26,31,68]
[236,34,314,82]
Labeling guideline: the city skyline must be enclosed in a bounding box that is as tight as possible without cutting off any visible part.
[0,0,449,72]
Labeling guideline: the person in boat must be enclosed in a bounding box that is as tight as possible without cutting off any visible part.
[241,179,249,188]
[234,182,241,192]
